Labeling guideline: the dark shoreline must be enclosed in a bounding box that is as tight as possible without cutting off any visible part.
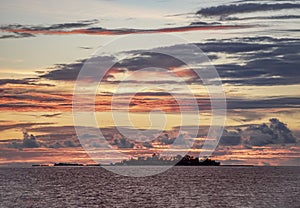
[30,164,254,167]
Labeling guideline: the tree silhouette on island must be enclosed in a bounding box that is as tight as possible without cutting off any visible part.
[113,153,220,166]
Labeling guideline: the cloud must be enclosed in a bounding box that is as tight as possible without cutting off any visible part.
[2,34,298,114]
[39,35,300,87]
[224,15,300,21]
[47,140,81,148]
[39,56,115,81]
[1,19,99,31]
[0,33,34,39]
[39,62,84,81]
[0,78,55,87]
[219,130,241,146]
[0,20,99,39]
[4,129,82,149]
[197,3,300,17]
[242,118,297,146]
[39,47,214,84]
[192,36,300,86]
[2,118,298,166]
[177,118,297,148]
[226,97,300,110]
[40,113,62,118]
[27,125,153,149]
[142,142,153,148]
[116,52,186,71]
[229,110,263,123]
[79,46,93,50]
[2,94,66,102]
[111,134,135,149]
[0,122,54,132]
[197,41,274,53]
[0,103,56,110]
[190,21,221,26]
[0,148,92,165]
[156,133,176,145]
[1,87,70,111]
[0,23,249,38]
[213,118,299,148]
[7,131,40,148]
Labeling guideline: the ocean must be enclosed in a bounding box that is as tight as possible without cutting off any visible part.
[0,166,299,208]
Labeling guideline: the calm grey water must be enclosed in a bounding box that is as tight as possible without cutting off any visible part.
[0,166,299,208]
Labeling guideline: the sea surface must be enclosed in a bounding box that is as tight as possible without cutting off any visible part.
[0,166,299,208]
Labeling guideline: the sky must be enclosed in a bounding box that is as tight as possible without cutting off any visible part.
[0,0,299,166]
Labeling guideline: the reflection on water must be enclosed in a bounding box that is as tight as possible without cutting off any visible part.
[0,166,299,208]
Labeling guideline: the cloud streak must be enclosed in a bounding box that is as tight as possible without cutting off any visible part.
[1,24,250,37]
[0,78,55,87]
[0,33,35,39]
[0,122,54,132]
[197,3,300,17]
[224,15,300,21]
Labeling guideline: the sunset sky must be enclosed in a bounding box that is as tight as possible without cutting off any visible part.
[0,0,299,166]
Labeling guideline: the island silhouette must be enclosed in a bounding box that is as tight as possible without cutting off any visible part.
[113,153,220,166]
[32,153,221,167]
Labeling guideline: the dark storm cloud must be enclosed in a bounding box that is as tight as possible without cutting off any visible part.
[197,3,300,17]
